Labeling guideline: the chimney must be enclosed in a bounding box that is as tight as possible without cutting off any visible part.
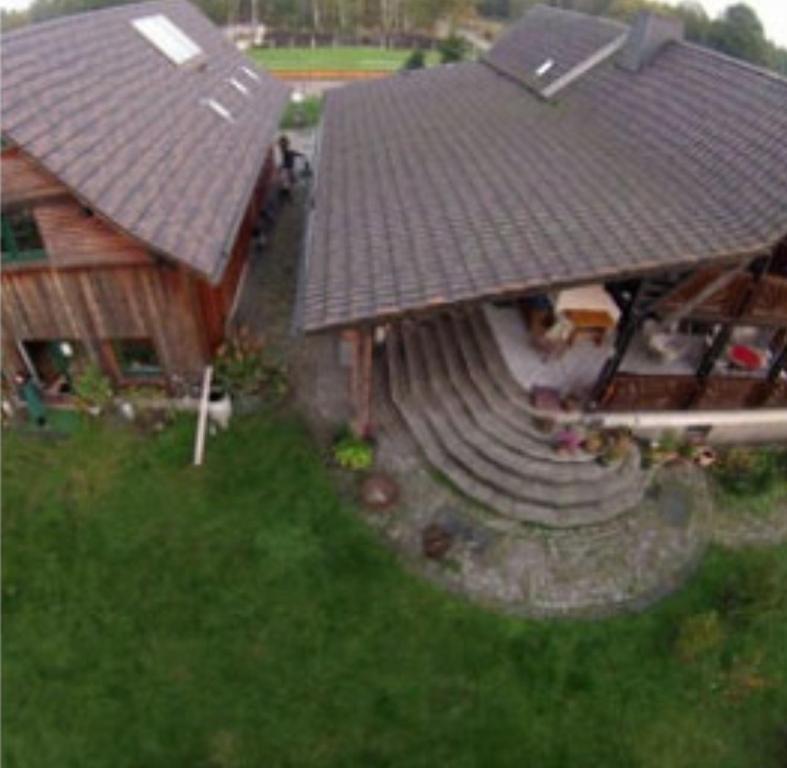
[618,12,684,72]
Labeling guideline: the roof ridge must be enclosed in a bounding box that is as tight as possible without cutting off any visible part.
[1,0,187,41]
[676,38,787,86]
[526,3,629,32]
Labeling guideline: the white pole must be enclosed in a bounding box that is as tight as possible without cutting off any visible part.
[193,365,213,467]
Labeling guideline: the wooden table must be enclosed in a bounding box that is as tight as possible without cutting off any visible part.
[562,308,617,346]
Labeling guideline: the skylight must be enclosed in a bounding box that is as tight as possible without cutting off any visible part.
[240,65,261,82]
[535,58,555,77]
[228,77,249,96]
[132,15,202,66]
[201,98,234,123]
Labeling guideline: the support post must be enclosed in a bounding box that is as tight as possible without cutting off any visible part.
[757,334,787,406]
[589,284,641,408]
[193,365,213,467]
[350,327,374,438]
[689,254,772,408]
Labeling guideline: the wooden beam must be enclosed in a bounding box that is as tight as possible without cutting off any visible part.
[689,254,773,408]
[350,327,374,438]
[589,283,642,407]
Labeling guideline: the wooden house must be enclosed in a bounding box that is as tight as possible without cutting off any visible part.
[297,7,787,524]
[300,6,787,430]
[1,0,289,393]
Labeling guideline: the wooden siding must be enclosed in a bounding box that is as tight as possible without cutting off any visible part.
[601,374,698,411]
[1,148,67,208]
[2,262,207,382]
[658,268,787,327]
[2,144,278,384]
[34,200,154,270]
[195,147,276,351]
[601,373,786,411]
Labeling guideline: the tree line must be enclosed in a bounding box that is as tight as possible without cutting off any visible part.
[2,0,785,75]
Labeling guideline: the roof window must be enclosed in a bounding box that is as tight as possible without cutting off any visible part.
[132,15,202,66]
[240,65,261,82]
[535,58,554,77]
[201,98,235,123]
[228,77,249,96]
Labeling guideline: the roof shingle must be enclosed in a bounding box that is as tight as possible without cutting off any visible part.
[1,0,290,281]
[301,7,787,332]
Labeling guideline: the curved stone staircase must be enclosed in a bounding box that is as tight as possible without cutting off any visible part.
[385,309,648,528]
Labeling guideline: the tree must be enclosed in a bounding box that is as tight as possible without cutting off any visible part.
[402,48,426,68]
[438,33,470,62]
[707,3,769,66]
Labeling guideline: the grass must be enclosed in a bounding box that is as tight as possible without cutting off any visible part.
[249,45,439,71]
[4,412,787,767]
[280,95,323,129]
[711,446,787,515]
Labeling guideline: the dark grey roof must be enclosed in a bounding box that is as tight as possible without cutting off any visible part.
[1,0,289,281]
[301,7,787,332]
[484,4,627,96]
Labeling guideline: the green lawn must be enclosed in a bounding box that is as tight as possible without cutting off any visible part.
[249,45,439,71]
[4,413,787,767]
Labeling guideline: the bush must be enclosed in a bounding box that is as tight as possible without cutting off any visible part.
[73,363,113,410]
[712,446,787,497]
[402,48,426,70]
[280,96,322,129]
[674,610,725,663]
[214,327,288,401]
[333,434,374,471]
[214,328,264,396]
[438,34,470,63]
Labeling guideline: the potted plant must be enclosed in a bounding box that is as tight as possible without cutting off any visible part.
[74,363,113,416]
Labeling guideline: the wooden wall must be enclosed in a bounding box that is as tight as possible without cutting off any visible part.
[196,148,276,351]
[658,267,787,326]
[2,256,208,383]
[1,149,65,208]
[602,373,787,411]
[2,145,277,386]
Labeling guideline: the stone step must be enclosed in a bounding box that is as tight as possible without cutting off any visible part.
[386,327,647,527]
[400,324,643,505]
[430,316,563,452]
[411,321,637,486]
[438,315,558,444]
[426,317,610,466]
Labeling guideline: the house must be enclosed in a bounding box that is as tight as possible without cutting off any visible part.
[1,0,289,393]
[298,5,787,521]
[300,5,787,432]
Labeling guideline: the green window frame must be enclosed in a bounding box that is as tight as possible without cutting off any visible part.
[1,209,47,264]
[111,338,163,379]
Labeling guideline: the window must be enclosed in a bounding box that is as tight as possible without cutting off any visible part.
[2,210,46,264]
[112,338,162,378]
[131,15,202,66]
[22,340,85,394]
[201,98,234,123]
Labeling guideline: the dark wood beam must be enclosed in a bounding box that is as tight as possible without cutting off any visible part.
[688,254,773,408]
[350,327,374,438]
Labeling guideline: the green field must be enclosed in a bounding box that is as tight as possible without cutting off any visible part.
[249,45,439,71]
[4,413,787,767]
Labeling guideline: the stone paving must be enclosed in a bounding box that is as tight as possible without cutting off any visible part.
[367,395,712,617]
[234,145,787,619]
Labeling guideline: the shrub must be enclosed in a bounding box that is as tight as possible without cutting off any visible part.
[438,34,470,63]
[712,446,787,497]
[333,434,374,471]
[73,363,113,410]
[402,48,426,70]
[214,327,288,402]
[280,96,322,129]
[674,610,724,663]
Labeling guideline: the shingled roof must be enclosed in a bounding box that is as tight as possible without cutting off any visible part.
[483,4,627,97]
[1,0,289,282]
[301,5,787,332]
